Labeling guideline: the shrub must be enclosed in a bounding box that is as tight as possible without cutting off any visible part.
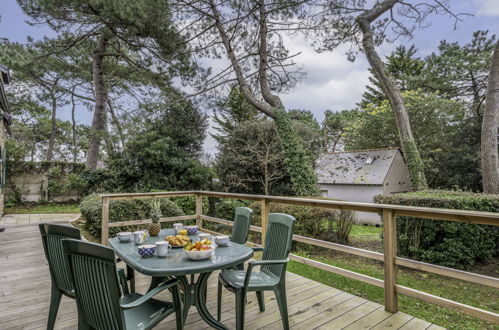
[65,169,113,200]
[80,194,185,239]
[374,190,499,270]
[250,202,356,244]
[214,199,251,221]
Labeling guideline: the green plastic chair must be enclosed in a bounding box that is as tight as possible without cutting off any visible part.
[217,213,296,330]
[230,207,253,245]
[62,239,183,330]
[39,224,130,330]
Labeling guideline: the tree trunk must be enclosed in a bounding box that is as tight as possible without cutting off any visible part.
[357,4,427,191]
[86,33,109,170]
[46,96,57,161]
[481,40,499,193]
[71,92,77,163]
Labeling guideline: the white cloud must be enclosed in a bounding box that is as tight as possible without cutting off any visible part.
[476,0,499,16]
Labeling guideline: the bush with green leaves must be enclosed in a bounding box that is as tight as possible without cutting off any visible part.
[374,190,499,270]
[80,194,185,239]
[65,169,113,200]
[248,201,356,244]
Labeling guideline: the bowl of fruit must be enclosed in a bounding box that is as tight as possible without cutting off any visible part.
[184,238,215,261]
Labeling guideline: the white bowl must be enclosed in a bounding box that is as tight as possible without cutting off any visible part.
[215,235,229,247]
[117,232,132,242]
[184,245,216,261]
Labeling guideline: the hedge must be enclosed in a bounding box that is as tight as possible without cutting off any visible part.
[80,194,185,239]
[374,190,499,270]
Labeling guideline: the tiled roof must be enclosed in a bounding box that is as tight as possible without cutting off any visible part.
[315,148,400,185]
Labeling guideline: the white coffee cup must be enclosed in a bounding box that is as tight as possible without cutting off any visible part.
[133,231,146,245]
[155,241,171,257]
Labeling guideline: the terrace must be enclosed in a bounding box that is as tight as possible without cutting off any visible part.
[1,190,498,329]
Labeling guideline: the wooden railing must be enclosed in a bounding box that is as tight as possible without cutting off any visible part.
[100,190,499,324]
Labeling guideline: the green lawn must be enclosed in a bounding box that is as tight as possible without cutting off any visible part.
[287,251,498,330]
[350,224,382,236]
[5,203,80,214]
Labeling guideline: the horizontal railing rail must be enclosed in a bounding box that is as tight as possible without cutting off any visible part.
[100,190,499,324]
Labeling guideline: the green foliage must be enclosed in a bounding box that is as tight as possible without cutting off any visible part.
[149,199,162,223]
[212,86,261,145]
[213,199,251,222]
[65,169,113,200]
[6,160,85,177]
[322,110,353,152]
[360,45,425,108]
[273,109,318,196]
[402,139,428,191]
[345,90,465,189]
[249,201,356,244]
[106,101,212,192]
[80,194,184,238]
[374,190,499,269]
[217,118,321,196]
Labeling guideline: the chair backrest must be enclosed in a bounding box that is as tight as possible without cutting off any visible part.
[261,213,296,278]
[230,207,253,244]
[39,223,81,294]
[62,239,125,330]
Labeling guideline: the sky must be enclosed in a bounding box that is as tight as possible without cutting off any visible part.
[1,0,499,155]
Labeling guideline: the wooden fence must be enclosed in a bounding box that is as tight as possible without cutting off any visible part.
[100,190,499,324]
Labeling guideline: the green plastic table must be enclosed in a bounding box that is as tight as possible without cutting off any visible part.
[109,229,254,329]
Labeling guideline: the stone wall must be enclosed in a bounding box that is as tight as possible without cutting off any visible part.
[5,173,78,203]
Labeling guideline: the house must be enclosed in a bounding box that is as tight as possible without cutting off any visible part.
[315,148,412,225]
[0,65,12,216]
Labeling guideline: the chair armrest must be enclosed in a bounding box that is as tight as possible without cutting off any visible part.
[120,279,179,310]
[252,247,264,252]
[243,259,289,288]
[249,259,288,267]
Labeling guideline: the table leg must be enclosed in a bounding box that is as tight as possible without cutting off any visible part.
[195,272,229,330]
[177,275,193,323]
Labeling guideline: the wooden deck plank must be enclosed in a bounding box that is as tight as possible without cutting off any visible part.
[314,300,381,329]
[0,221,445,330]
[398,317,432,330]
[343,306,393,330]
[370,312,414,329]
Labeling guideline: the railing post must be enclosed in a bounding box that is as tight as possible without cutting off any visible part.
[196,193,203,228]
[383,209,398,313]
[101,196,110,245]
[260,198,269,246]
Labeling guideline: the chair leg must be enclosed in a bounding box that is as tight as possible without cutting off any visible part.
[256,291,265,312]
[235,289,247,330]
[77,308,92,330]
[47,284,62,330]
[274,283,289,330]
[217,280,222,321]
[127,265,135,293]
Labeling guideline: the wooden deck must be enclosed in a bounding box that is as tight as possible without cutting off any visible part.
[0,221,446,330]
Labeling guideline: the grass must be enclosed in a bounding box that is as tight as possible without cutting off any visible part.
[350,224,382,236]
[5,202,80,214]
[287,247,498,330]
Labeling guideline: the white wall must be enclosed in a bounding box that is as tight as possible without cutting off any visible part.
[319,184,383,225]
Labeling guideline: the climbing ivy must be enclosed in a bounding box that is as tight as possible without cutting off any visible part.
[274,109,319,196]
[402,139,428,191]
